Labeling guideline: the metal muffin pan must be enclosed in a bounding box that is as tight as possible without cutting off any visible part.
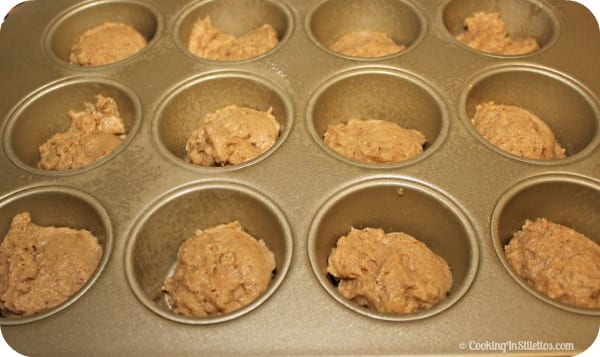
[0,0,598,355]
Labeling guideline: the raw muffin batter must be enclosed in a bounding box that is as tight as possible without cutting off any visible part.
[457,12,539,55]
[38,95,127,171]
[324,119,426,163]
[330,31,405,58]
[188,16,279,61]
[162,221,276,317]
[471,101,566,160]
[69,22,147,66]
[505,218,600,309]
[327,227,452,314]
[0,212,102,317]
[186,104,280,166]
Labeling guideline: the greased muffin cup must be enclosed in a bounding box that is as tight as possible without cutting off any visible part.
[0,0,599,355]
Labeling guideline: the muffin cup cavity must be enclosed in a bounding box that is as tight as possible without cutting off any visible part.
[307,68,448,168]
[441,0,559,56]
[461,65,600,163]
[307,0,426,59]
[307,178,479,321]
[0,186,113,325]
[44,0,160,67]
[153,72,293,172]
[124,181,293,325]
[174,0,293,63]
[2,77,141,175]
[491,174,600,315]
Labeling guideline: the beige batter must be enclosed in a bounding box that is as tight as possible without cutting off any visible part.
[471,101,565,160]
[69,22,147,66]
[324,119,426,163]
[186,104,280,166]
[188,16,279,61]
[330,31,405,58]
[327,227,452,314]
[162,221,276,317]
[457,12,539,55]
[505,218,600,309]
[0,212,102,317]
[38,95,127,171]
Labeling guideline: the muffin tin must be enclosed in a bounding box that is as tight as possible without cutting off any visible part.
[0,0,599,355]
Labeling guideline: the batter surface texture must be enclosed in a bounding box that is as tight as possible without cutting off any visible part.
[330,31,405,58]
[69,22,147,66]
[457,12,539,55]
[324,119,426,163]
[186,105,280,167]
[0,212,102,317]
[327,227,452,314]
[188,16,279,61]
[471,101,565,160]
[505,218,600,309]
[38,95,127,171]
[162,221,276,317]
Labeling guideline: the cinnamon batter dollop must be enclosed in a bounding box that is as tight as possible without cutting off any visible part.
[0,212,102,317]
[162,221,276,317]
[324,119,426,163]
[188,16,279,61]
[186,105,280,166]
[38,95,127,171]
[471,101,565,160]
[327,227,452,314]
[505,218,600,309]
[457,12,539,55]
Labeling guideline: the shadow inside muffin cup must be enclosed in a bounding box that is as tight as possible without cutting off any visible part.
[124,182,293,324]
[153,72,292,171]
[307,68,447,168]
[307,0,425,59]
[441,0,558,56]
[307,178,479,321]
[491,174,600,315]
[461,65,600,162]
[2,77,140,175]
[44,0,160,66]
[175,0,292,62]
[0,186,113,325]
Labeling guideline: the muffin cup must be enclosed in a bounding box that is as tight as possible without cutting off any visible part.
[174,0,293,63]
[0,185,113,325]
[2,76,141,175]
[441,0,559,57]
[491,174,600,315]
[307,178,479,321]
[460,65,600,163]
[124,181,293,325]
[307,67,448,168]
[306,0,426,60]
[44,0,161,67]
[153,71,293,172]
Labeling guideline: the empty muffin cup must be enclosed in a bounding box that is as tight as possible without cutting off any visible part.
[307,68,448,167]
[308,178,479,321]
[44,0,160,66]
[0,185,113,325]
[153,71,293,171]
[307,0,425,59]
[175,0,293,62]
[125,181,293,324]
[461,65,600,163]
[441,0,558,56]
[2,77,141,175]
[491,174,600,315]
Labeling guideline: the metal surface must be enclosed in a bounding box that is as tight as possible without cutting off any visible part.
[0,0,598,355]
